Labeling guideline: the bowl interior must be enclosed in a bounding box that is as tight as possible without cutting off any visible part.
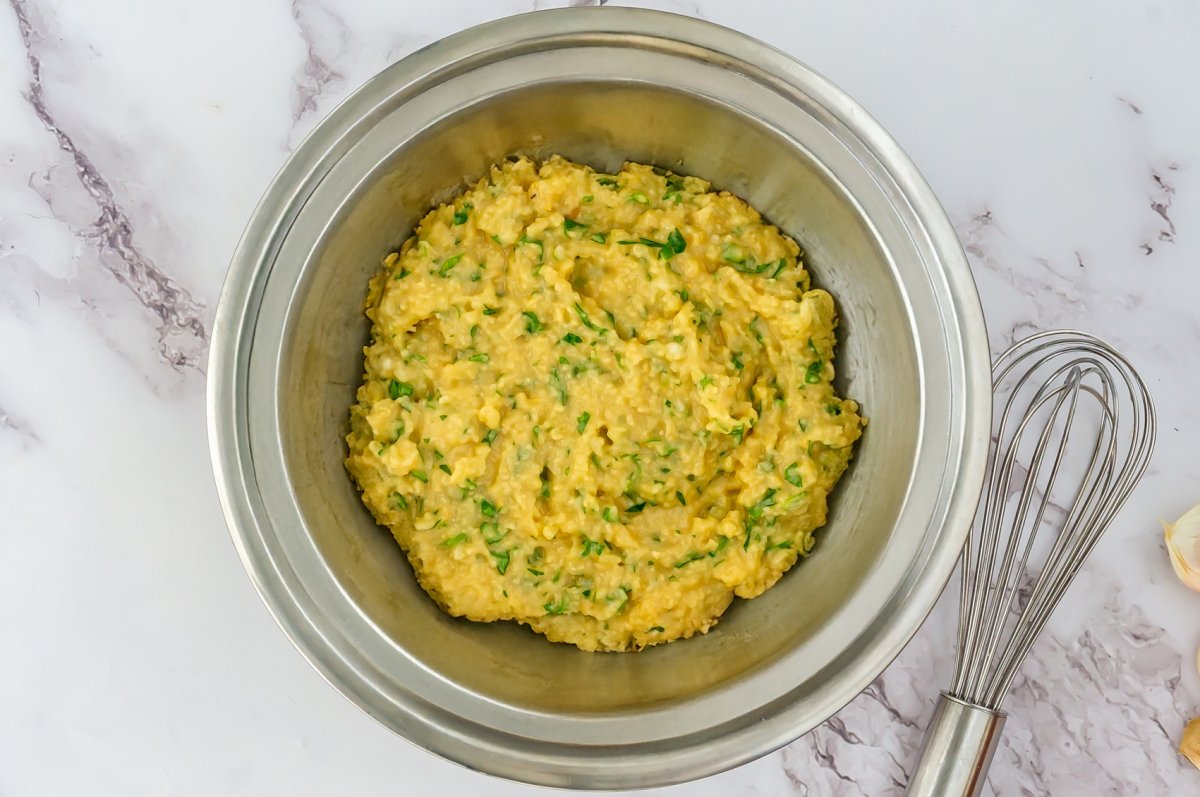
[276,80,920,713]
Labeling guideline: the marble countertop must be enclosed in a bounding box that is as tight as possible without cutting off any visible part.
[2,0,1198,794]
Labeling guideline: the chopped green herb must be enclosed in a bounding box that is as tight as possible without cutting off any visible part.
[563,218,588,233]
[826,403,843,416]
[438,463,452,475]
[628,191,649,204]
[731,351,744,371]
[582,194,594,203]
[785,492,809,510]
[573,302,608,334]
[521,311,544,334]
[411,470,429,483]
[482,428,498,445]
[490,234,503,245]
[784,462,804,488]
[561,331,583,345]
[581,538,605,557]
[675,490,687,506]
[770,258,788,278]
[721,242,746,264]
[660,228,687,260]
[765,539,793,552]
[549,367,568,405]
[590,232,608,244]
[527,567,544,577]
[649,625,665,632]
[518,235,544,264]
[452,202,472,225]
[626,501,647,515]
[480,521,505,544]
[798,418,809,432]
[390,492,408,511]
[748,487,778,520]
[491,549,510,574]
[441,533,470,547]
[388,379,414,400]
[676,288,689,302]
[730,425,745,444]
[674,551,706,568]
[602,506,618,523]
[437,253,463,276]
[597,176,619,188]
[663,191,682,203]
[480,499,498,517]
[577,411,591,433]
[469,352,490,363]
[482,305,500,316]
[393,267,411,280]
[805,360,823,384]
[543,595,570,615]
[699,375,714,389]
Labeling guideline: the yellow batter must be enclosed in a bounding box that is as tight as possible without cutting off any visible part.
[346,156,863,651]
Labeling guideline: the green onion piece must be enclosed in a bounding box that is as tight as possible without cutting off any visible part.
[482,429,498,445]
[602,507,618,523]
[438,253,463,276]
[549,367,568,405]
[441,533,469,547]
[518,235,544,264]
[748,488,778,520]
[590,232,607,244]
[581,538,605,557]
[563,218,588,233]
[576,411,591,433]
[561,332,583,345]
[573,302,608,334]
[390,492,408,511]
[721,243,746,264]
[411,470,429,483]
[388,379,414,400]
[805,360,823,384]
[452,202,472,225]
[731,351,744,371]
[468,352,489,363]
[784,462,803,488]
[491,549,510,574]
[629,191,649,204]
[674,551,705,568]
[482,305,499,316]
[675,490,687,506]
[597,176,619,188]
[480,499,498,517]
[660,228,687,261]
[438,463,452,475]
[521,311,544,334]
[626,501,647,515]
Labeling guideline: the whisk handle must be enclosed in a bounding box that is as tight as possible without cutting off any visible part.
[905,693,1006,797]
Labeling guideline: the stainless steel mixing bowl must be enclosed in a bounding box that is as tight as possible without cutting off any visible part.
[208,8,990,789]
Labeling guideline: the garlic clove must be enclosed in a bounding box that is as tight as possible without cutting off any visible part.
[1163,503,1200,593]
[1182,717,1200,772]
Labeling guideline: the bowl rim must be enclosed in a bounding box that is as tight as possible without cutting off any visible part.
[207,7,991,788]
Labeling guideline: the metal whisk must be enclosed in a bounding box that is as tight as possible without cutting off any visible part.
[906,330,1156,797]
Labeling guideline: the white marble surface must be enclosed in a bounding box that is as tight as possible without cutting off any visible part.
[2,0,1199,794]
